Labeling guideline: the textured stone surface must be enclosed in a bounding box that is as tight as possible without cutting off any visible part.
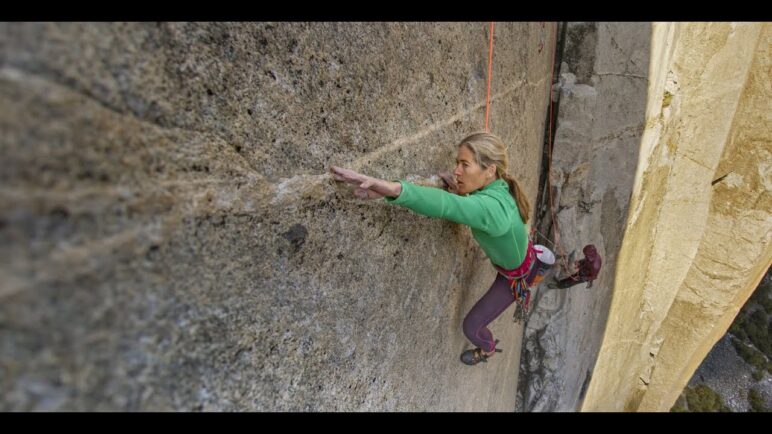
[0,22,553,411]
[517,22,650,412]
[682,270,772,412]
[583,22,772,412]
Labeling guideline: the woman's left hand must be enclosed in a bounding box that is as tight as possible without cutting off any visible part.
[329,166,400,200]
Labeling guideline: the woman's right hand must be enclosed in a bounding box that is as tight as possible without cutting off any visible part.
[330,166,401,200]
[438,172,458,194]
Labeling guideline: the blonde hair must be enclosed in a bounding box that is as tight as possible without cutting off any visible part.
[458,132,531,224]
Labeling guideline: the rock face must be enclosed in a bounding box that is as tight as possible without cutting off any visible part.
[0,23,553,411]
[680,270,772,412]
[517,22,651,412]
[582,22,772,411]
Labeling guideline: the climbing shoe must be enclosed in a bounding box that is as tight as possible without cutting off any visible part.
[460,340,502,366]
[547,275,561,289]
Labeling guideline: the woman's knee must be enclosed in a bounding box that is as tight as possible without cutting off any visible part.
[462,313,478,339]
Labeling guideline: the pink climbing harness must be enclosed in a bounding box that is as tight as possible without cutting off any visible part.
[493,240,542,312]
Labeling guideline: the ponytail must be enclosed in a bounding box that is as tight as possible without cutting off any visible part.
[499,170,530,224]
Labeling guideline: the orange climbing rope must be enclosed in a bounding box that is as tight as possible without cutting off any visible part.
[484,21,495,131]
[485,22,574,278]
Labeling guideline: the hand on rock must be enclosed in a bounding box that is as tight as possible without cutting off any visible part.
[438,171,458,194]
[330,166,395,200]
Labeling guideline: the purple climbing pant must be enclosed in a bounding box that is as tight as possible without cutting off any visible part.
[462,259,546,352]
[462,273,515,353]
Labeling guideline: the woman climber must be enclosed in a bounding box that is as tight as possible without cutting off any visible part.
[330,132,552,366]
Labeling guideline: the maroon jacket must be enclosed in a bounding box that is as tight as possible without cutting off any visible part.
[578,244,602,281]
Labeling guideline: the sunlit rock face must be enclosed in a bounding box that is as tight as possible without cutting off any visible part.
[583,22,771,412]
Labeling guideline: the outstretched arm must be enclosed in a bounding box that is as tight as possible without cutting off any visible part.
[330,165,510,235]
[330,166,401,200]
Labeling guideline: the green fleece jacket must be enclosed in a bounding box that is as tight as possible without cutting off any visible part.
[384,178,528,269]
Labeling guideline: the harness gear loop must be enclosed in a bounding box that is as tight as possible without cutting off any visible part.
[493,238,538,313]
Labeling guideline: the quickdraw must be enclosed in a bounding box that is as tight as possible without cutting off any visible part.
[511,275,532,313]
